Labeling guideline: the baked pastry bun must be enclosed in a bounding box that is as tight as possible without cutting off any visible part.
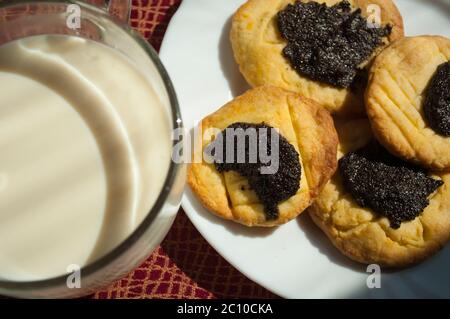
[366,36,450,170]
[309,118,450,267]
[188,86,338,227]
[231,0,404,115]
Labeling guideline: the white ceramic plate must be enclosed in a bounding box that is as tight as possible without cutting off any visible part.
[160,0,450,298]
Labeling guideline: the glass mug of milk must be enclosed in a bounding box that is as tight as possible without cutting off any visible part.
[0,0,185,298]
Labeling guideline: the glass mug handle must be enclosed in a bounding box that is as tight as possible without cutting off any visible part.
[85,0,131,23]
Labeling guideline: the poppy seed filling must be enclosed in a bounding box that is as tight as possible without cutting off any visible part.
[339,142,444,229]
[424,61,450,137]
[210,123,301,220]
[277,0,392,88]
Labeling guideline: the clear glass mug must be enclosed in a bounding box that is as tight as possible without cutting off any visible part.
[0,0,184,298]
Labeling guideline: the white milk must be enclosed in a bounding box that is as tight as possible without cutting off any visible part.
[0,35,172,281]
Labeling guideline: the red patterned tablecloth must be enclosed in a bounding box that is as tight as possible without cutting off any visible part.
[92,0,277,299]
